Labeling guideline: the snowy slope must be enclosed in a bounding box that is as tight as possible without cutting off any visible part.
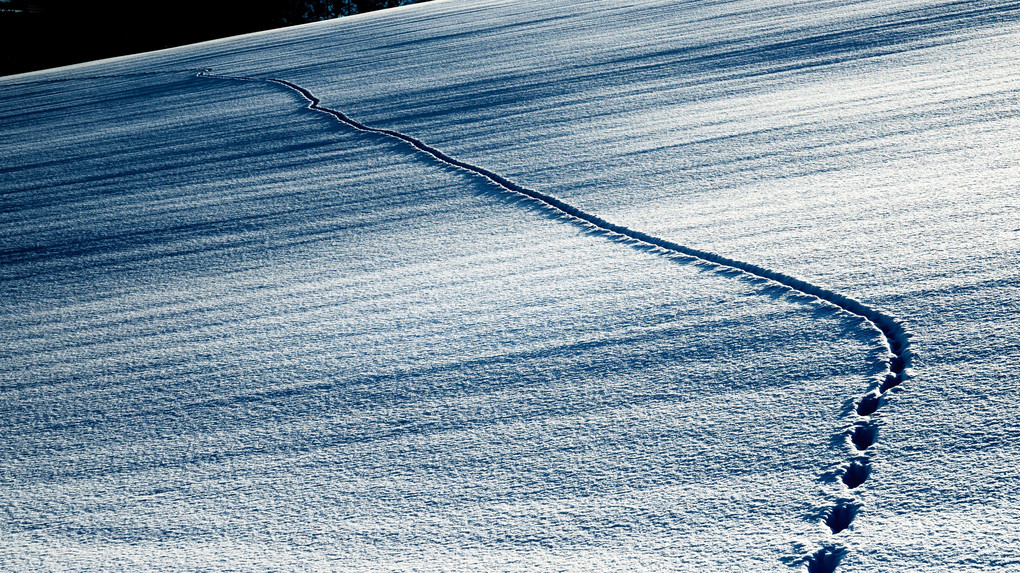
[2,0,1019,571]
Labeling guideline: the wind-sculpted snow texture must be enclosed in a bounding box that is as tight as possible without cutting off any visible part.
[0,71,881,570]
[201,69,911,570]
[3,0,1020,571]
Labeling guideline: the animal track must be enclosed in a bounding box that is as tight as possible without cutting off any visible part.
[880,372,904,392]
[851,423,879,451]
[197,70,911,572]
[826,501,861,534]
[856,393,880,416]
[806,545,845,573]
[842,460,869,489]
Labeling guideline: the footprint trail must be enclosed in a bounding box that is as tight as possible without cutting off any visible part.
[198,70,912,571]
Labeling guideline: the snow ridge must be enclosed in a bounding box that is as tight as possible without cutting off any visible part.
[199,70,911,571]
[0,69,208,88]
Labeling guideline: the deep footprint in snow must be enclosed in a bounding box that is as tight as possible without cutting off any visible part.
[881,371,905,392]
[851,423,878,452]
[806,545,846,573]
[825,501,861,534]
[842,460,869,489]
[857,392,881,416]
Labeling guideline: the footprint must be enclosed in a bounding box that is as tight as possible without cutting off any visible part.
[856,393,880,416]
[826,501,860,534]
[851,423,878,451]
[842,460,869,489]
[806,545,845,573]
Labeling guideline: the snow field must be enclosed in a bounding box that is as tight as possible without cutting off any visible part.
[3,0,1019,569]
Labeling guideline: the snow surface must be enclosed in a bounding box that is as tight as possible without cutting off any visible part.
[2,0,1018,570]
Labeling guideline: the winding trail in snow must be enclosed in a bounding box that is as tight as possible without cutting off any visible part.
[199,70,911,572]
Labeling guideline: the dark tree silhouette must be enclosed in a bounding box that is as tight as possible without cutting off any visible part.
[1,0,427,76]
[353,0,406,15]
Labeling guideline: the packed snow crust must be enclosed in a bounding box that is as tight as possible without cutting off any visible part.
[2,0,1019,570]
